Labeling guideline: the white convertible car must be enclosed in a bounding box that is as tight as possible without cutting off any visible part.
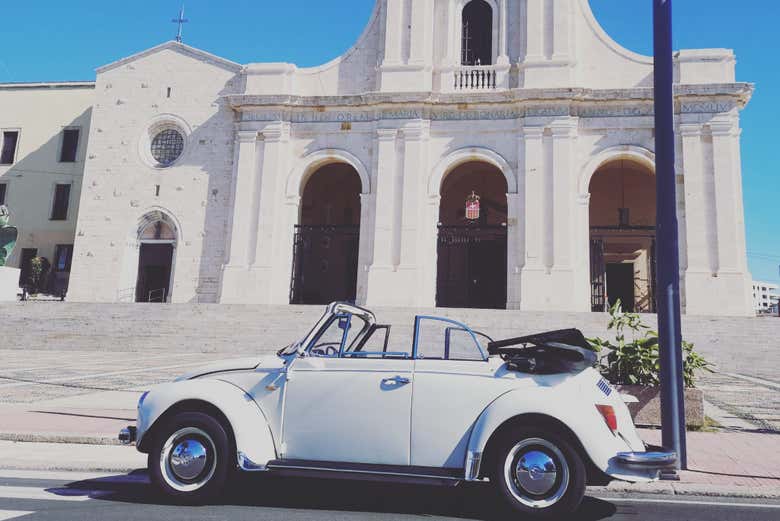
[119,302,675,517]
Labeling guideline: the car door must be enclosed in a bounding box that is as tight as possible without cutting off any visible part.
[282,314,414,466]
[410,317,514,468]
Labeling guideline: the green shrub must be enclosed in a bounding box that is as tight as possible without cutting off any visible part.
[587,300,714,388]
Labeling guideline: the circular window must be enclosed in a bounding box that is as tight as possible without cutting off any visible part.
[150,129,185,167]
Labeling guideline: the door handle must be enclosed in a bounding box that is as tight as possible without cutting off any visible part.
[382,376,411,386]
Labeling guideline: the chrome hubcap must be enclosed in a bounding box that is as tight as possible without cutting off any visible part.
[516,450,558,496]
[160,427,217,492]
[504,438,569,509]
[170,439,208,481]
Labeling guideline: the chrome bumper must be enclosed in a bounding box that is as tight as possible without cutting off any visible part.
[118,426,137,445]
[616,445,677,471]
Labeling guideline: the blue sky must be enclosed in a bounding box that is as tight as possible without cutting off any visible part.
[1,1,777,283]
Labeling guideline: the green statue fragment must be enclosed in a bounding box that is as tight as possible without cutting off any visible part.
[0,205,18,268]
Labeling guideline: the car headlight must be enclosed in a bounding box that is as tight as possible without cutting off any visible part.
[138,391,150,409]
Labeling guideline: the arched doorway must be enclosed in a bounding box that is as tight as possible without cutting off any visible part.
[135,214,177,303]
[589,160,656,313]
[290,163,362,305]
[436,161,507,309]
[462,0,493,65]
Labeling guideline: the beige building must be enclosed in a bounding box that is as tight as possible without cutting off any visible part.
[0,0,757,316]
[0,82,94,293]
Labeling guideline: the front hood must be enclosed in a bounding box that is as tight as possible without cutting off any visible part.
[176,357,264,381]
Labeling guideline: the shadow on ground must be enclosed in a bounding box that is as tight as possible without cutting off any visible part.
[48,470,618,520]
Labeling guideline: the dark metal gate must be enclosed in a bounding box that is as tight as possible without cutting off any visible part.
[590,238,606,312]
[436,225,507,310]
[290,225,359,305]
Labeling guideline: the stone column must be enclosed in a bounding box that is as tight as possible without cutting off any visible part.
[399,121,430,306]
[497,0,509,65]
[552,0,571,60]
[680,124,713,275]
[356,192,376,305]
[710,120,740,273]
[525,0,545,61]
[506,192,523,309]
[520,125,545,308]
[221,129,258,303]
[259,123,293,304]
[383,0,404,66]
[550,121,577,270]
[409,0,433,66]
[367,128,400,305]
[574,194,592,311]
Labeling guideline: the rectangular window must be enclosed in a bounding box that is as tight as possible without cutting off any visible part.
[50,184,71,221]
[59,128,80,163]
[1,131,19,165]
[54,244,74,272]
[0,183,6,205]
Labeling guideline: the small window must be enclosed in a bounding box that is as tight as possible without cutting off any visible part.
[54,244,74,272]
[59,128,80,163]
[150,128,185,167]
[50,184,71,221]
[414,317,486,361]
[0,183,6,205]
[1,131,19,165]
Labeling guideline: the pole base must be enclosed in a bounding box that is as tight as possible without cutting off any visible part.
[659,469,681,481]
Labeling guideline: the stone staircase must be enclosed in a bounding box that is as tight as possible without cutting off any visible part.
[0,302,778,377]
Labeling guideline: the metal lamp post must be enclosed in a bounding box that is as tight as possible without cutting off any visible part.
[653,0,687,471]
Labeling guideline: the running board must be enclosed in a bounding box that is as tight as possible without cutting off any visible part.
[265,460,463,486]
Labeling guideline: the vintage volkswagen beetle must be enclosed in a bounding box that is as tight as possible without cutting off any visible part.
[120,302,675,517]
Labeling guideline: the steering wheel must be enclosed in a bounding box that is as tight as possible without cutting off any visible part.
[310,343,340,357]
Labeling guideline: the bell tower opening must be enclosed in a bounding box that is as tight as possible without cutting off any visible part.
[461,0,493,66]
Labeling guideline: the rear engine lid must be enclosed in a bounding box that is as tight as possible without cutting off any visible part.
[488,329,597,375]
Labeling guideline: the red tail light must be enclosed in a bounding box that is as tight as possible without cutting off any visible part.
[596,404,618,433]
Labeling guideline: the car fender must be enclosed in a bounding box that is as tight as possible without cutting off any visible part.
[464,386,631,480]
[137,378,277,470]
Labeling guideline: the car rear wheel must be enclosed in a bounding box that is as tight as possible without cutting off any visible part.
[148,411,231,504]
[493,428,586,517]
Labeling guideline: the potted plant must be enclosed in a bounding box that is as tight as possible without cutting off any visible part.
[588,300,714,428]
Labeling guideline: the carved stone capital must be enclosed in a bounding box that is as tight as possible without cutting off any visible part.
[236,130,258,144]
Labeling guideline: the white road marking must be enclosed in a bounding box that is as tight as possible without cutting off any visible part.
[0,511,33,521]
[598,496,780,509]
[724,372,780,391]
[0,485,108,502]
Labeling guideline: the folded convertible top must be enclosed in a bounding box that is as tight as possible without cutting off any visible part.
[488,329,597,375]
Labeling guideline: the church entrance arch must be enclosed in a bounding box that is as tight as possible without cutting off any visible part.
[436,161,507,309]
[589,159,657,313]
[135,213,177,303]
[290,163,362,305]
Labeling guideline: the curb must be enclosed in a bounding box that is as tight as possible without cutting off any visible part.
[589,483,780,500]
[0,432,121,446]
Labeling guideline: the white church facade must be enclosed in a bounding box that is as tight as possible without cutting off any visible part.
[4,0,755,315]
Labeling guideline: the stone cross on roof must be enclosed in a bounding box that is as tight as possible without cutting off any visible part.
[172,5,189,43]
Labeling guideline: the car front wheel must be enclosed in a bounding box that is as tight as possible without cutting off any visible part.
[148,411,231,504]
[493,428,586,517]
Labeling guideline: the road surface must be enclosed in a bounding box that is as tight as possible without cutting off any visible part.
[0,469,779,520]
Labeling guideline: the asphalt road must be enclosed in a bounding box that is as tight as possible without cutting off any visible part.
[1,470,779,521]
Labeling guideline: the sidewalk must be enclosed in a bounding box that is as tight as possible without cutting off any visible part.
[1,399,779,498]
